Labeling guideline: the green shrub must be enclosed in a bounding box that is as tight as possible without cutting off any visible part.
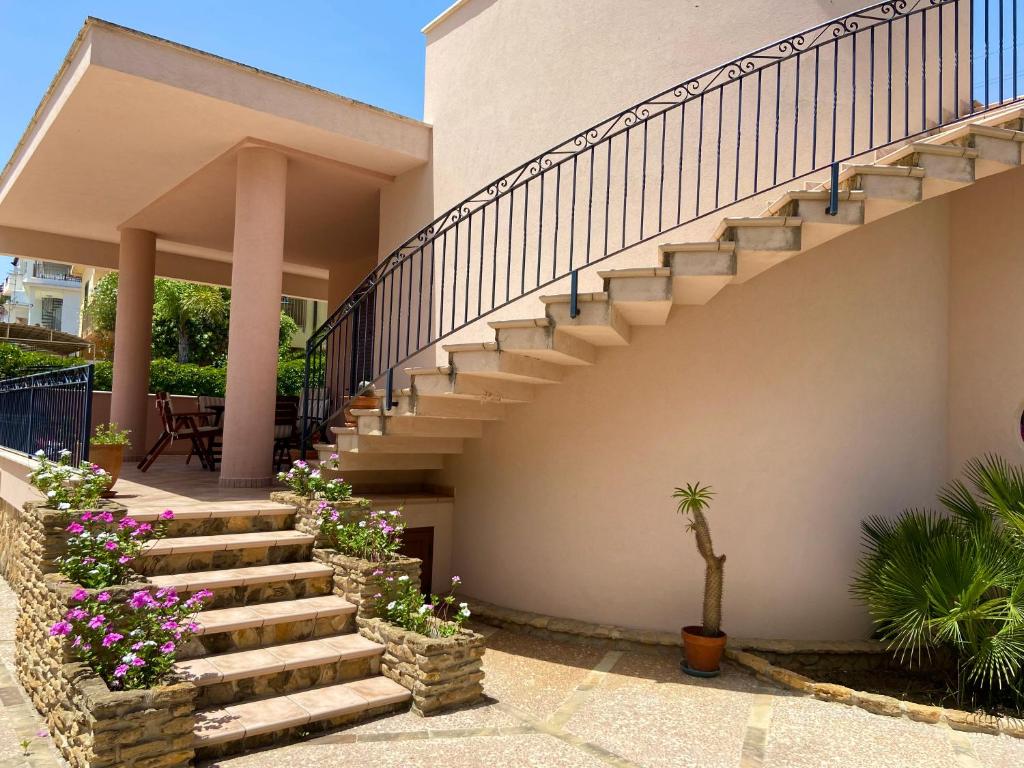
[276,358,306,396]
[852,455,1024,713]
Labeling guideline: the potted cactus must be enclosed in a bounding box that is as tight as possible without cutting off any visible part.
[673,482,727,676]
[89,423,131,495]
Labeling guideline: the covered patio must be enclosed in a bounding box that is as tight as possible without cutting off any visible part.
[0,18,431,486]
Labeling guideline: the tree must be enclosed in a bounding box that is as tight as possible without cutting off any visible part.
[153,279,227,363]
[673,483,725,636]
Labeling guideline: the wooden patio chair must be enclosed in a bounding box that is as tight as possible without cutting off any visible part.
[184,395,225,466]
[137,392,223,472]
[272,397,299,473]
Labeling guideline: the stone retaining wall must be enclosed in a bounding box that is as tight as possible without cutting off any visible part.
[269,491,367,539]
[359,617,485,716]
[12,502,196,768]
[313,550,421,619]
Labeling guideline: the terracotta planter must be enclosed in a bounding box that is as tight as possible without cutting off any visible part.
[682,625,727,676]
[344,394,382,426]
[88,443,125,495]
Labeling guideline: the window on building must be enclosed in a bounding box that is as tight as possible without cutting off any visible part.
[41,297,63,331]
[281,297,307,327]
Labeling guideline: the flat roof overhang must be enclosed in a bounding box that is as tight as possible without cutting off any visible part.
[0,18,433,300]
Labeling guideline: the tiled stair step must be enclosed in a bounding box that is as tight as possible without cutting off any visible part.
[147,562,334,608]
[141,530,314,557]
[193,676,411,749]
[129,505,295,536]
[194,595,355,636]
[175,634,383,687]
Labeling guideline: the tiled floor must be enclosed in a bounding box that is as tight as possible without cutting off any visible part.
[115,464,283,514]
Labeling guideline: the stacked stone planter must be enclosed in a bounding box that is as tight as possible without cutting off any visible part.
[13,502,196,768]
[359,617,485,716]
[315,551,422,619]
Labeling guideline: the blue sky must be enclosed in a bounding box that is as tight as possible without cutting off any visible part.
[0,0,452,167]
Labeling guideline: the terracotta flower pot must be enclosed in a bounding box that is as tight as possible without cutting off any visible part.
[344,394,382,426]
[681,625,727,676]
[88,443,125,496]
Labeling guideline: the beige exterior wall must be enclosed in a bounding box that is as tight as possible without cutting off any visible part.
[947,167,1024,472]
[440,196,952,640]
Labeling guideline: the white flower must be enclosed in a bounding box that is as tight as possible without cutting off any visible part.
[358,521,367,528]
[459,602,468,609]
[398,575,409,582]
[57,503,70,510]
[386,601,396,610]
[46,491,56,498]
[34,449,45,457]
[460,608,471,618]
[59,449,71,457]
[417,605,430,614]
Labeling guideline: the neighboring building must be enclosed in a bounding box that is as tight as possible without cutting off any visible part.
[281,296,327,350]
[0,257,83,333]
[0,3,1021,646]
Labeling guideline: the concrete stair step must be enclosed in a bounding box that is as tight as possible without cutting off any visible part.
[318,449,445,471]
[659,242,736,305]
[541,292,630,346]
[147,561,334,594]
[838,164,924,222]
[357,413,484,439]
[408,366,537,403]
[489,318,597,365]
[714,216,802,283]
[444,345,566,383]
[598,268,673,326]
[175,634,383,687]
[883,142,977,197]
[332,426,464,454]
[391,392,508,420]
[141,530,314,557]
[193,676,410,749]
[193,595,356,637]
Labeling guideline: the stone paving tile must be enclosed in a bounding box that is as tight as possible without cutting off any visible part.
[479,630,607,722]
[562,653,773,768]
[764,694,959,768]
[967,732,1024,768]
[204,731,608,767]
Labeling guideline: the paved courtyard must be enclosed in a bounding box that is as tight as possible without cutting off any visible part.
[0,578,1021,767]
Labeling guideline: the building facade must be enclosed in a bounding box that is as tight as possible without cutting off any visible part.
[1,257,83,333]
[0,0,1020,640]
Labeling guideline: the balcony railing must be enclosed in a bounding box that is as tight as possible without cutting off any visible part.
[302,0,1024,444]
[0,365,93,463]
[29,263,81,283]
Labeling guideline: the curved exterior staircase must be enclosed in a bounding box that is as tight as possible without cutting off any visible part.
[314,103,1024,473]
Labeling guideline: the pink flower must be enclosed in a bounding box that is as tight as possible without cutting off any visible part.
[130,657,146,667]
[113,664,129,678]
[103,541,118,551]
[118,556,132,564]
[82,557,96,565]
[160,641,175,653]
[66,608,87,621]
[118,517,138,530]
[87,615,106,629]
[96,592,111,603]
[96,512,114,524]
[160,510,175,520]
[79,512,93,522]
[129,591,156,609]
[65,522,84,535]
[101,632,123,647]
[70,588,88,602]
[49,621,71,636]
[131,642,145,651]
[372,569,384,577]
[160,620,179,631]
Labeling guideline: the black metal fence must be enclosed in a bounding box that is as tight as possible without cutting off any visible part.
[0,365,94,464]
[303,0,1022,443]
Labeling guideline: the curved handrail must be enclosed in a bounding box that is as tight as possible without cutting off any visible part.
[303,0,1010,441]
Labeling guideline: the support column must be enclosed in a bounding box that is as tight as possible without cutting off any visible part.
[110,228,155,462]
[219,147,288,487]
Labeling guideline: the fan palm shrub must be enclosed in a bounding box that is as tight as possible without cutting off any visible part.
[852,455,1024,711]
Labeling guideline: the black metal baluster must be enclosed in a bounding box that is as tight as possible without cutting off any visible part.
[522,179,530,293]
[714,87,724,209]
[813,47,820,168]
[478,206,486,314]
[831,38,839,163]
[465,212,473,325]
[676,103,686,224]
[754,70,763,192]
[773,62,782,185]
[586,147,596,265]
[888,21,894,141]
[870,26,876,147]
[793,53,801,178]
[640,120,648,240]
[658,112,667,232]
[568,155,578,273]
[505,185,514,302]
[696,95,705,216]
[735,77,744,201]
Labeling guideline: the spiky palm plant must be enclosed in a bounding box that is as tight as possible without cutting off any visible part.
[852,455,1024,706]
[673,482,725,637]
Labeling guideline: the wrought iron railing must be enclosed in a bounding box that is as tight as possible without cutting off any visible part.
[30,262,80,283]
[303,0,1022,444]
[0,365,94,463]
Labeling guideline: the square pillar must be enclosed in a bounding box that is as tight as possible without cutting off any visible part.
[110,228,155,461]
[219,147,288,487]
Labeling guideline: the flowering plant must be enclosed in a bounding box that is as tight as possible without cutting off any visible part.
[320,452,341,471]
[90,423,131,447]
[318,504,403,562]
[57,510,174,588]
[50,586,211,690]
[377,575,470,638]
[277,458,353,502]
[28,450,110,510]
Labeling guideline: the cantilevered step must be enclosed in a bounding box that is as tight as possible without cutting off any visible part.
[443,342,566,383]
[714,216,802,283]
[765,190,865,252]
[489,318,597,365]
[141,530,314,557]
[317,445,445,472]
[332,425,464,454]
[838,164,924,222]
[598,267,673,325]
[882,142,977,198]
[356,412,484,439]
[175,634,383,687]
[540,292,630,345]
[193,676,410,747]
[408,365,537,403]
[928,123,1024,177]
[659,242,736,305]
